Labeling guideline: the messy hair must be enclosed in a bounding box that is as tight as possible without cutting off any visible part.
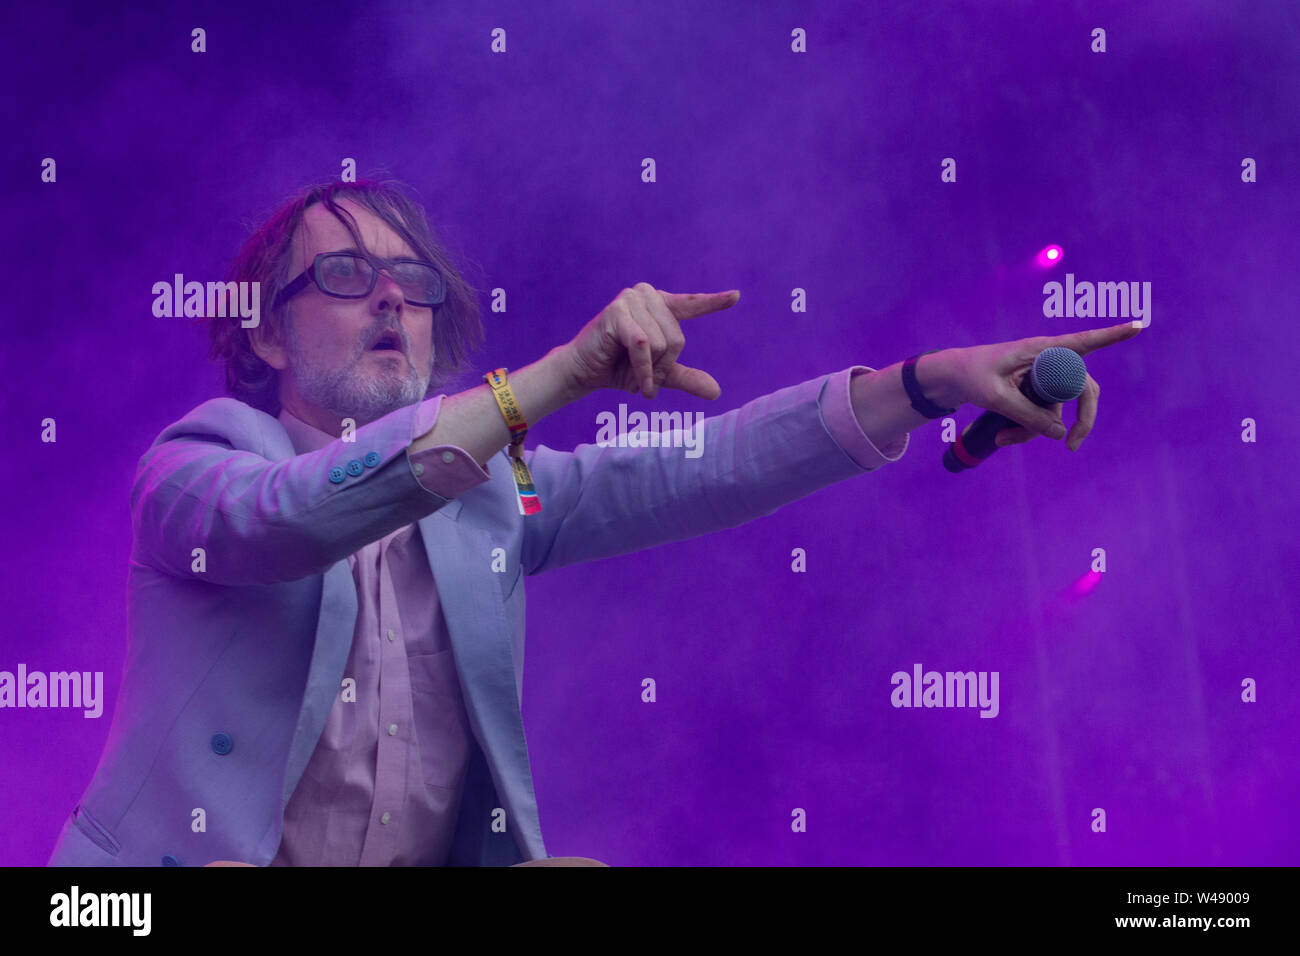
[206,179,485,416]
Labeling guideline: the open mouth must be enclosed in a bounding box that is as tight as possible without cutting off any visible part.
[369,331,403,352]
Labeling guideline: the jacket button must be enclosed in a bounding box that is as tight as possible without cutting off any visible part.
[328,466,346,484]
[162,854,180,866]
[346,459,364,476]
[211,732,233,755]
[363,451,380,467]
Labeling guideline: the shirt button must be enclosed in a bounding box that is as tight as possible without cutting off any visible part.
[386,628,395,642]
[413,463,425,476]
[380,812,392,825]
[388,723,398,735]
[441,450,455,463]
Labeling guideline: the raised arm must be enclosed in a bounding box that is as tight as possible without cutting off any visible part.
[131,397,474,586]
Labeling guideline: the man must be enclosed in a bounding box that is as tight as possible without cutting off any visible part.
[47,179,1137,867]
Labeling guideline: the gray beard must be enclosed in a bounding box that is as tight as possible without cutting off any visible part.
[284,317,431,426]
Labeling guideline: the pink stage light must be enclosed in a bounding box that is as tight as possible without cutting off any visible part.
[1035,244,1064,268]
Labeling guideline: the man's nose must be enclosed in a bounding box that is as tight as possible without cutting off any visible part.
[373,268,405,310]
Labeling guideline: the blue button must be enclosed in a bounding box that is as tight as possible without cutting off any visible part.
[328,466,346,484]
[346,459,364,476]
[363,451,380,468]
[211,732,233,755]
[162,854,180,866]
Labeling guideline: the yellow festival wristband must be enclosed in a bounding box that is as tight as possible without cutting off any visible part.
[482,367,541,515]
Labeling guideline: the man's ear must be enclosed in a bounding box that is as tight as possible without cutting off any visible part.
[250,316,290,371]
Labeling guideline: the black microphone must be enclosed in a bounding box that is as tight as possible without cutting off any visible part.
[943,346,1087,473]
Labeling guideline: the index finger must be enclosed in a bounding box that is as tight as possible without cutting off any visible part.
[660,289,740,320]
[1046,321,1141,357]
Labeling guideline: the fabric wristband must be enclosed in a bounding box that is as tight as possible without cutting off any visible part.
[901,349,957,419]
[482,367,541,515]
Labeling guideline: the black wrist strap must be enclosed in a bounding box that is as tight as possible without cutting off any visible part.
[902,350,957,419]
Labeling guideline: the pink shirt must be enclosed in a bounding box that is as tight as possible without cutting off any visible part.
[270,396,492,866]
[267,365,904,866]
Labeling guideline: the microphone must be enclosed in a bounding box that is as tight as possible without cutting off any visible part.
[943,346,1087,473]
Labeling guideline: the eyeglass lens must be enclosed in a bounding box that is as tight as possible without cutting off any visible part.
[319,253,442,304]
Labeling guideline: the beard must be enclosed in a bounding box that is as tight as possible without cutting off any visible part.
[283,314,431,426]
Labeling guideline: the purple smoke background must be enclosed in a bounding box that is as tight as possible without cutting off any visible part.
[3,0,1297,865]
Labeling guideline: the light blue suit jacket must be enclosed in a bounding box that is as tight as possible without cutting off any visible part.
[47,367,897,866]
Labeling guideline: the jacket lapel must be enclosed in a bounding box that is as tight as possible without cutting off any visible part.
[280,560,359,809]
[419,504,541,863]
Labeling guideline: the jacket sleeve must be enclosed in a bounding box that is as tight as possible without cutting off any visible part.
[519,367,908,576]
[130,396,486,586]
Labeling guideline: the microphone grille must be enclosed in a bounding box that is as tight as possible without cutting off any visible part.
[1030,347,1087,402]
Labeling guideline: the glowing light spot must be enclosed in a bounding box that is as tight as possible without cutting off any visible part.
[1071,570,1102,597]
[1035,244,1065,269]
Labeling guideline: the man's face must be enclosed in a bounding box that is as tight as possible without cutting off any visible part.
[254,198,435,431]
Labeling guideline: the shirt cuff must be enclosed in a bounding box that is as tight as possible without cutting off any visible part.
[819,366,910,469]
[406,394,493,497]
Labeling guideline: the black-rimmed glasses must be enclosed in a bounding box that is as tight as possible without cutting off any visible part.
[273,251,446,309]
